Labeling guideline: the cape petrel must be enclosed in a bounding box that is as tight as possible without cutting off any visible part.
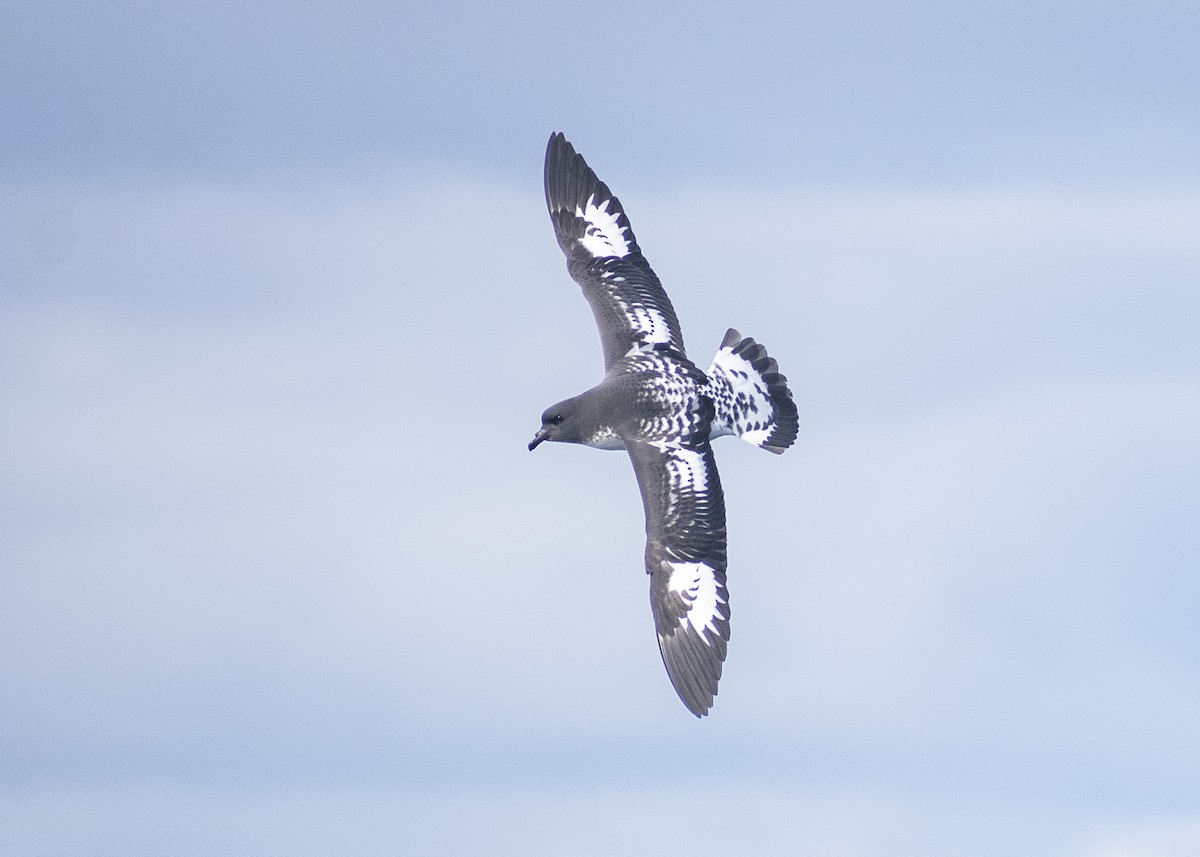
[529,132,798,717]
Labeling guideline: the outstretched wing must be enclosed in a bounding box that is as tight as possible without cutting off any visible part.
[545,132,687,370]
[626,400,729,717]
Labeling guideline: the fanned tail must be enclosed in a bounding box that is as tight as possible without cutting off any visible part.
[705,328,798,454]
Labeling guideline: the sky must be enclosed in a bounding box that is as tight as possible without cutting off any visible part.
[2,1,1199,854]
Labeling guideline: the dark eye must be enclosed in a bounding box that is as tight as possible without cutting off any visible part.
[552,414,565,424]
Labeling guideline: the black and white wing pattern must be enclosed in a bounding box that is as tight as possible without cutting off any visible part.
[626,399,730,717]
[545,132,687,370]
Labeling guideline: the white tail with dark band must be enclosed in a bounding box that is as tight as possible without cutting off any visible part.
[705,328,799,454]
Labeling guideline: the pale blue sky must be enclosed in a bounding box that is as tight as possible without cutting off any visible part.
[3,2,1199,855]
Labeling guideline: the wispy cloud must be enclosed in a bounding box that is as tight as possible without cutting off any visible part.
[2,172,1197,854]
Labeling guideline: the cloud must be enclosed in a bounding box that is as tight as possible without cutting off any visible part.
[1,174,1196,857]
[1082,822,1200,857]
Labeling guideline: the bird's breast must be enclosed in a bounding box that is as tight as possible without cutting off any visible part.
[583,427,627,450]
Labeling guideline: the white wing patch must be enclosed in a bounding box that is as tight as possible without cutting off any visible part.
[665,445,708,495]
[626,304,673,345]
[665,560,724,641]
[661,446,722,642]
[599,268,673,350]
[576,194,631,258]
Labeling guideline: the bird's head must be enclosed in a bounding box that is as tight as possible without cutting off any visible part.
[528,396,585,450]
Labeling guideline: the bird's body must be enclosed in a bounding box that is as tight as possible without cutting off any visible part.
[530,133,798,716]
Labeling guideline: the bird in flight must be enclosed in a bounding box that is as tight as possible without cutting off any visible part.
[529,133,798,716]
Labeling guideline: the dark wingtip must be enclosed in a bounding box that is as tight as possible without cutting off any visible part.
[545,131,568,169]
[545,132,573,216]
[657,624,726,718]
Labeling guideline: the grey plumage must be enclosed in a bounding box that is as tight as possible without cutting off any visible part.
[530,132,798,717]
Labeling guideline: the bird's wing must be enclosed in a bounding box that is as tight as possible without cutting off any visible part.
[626,399,729,717]
[545,132,686,370]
